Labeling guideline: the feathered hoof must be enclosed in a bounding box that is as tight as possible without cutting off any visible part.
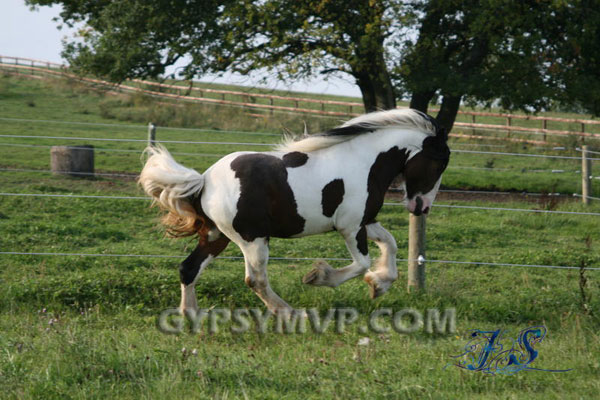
[302,260,335,287]
[364,272,391,299]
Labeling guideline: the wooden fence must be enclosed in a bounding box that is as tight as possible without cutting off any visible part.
[2,55,600,142]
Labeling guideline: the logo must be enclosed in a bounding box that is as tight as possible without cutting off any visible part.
[156,307,456,335]
[447,326,572,375]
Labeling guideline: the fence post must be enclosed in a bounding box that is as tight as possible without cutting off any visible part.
[542,119,547,142]
[407,214,426,292]
[506,117,512,137]
[148,123,156,147]
[582,145,591,205]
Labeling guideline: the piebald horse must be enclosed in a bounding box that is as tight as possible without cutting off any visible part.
[140,109,450,315]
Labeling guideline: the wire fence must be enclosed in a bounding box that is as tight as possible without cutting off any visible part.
[0,142,224,157]
[1,116,598,272]
[6,116,588,151]
[1,191,599,215]
[0,116,283,136]
[0,167,138,178]
[0,251,597,271]
[0,134,274,146]
[2,132,599,160]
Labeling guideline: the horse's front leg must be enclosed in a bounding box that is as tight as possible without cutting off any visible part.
[302,227,371,288]
[363,222,398,298]
[239,237,294,315]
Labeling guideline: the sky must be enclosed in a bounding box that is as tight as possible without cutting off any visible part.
[0,0,362,97]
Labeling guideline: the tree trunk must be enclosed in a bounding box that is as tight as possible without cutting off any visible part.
[410,91,436,114]
[354,60,396,112]
[435,94,462,133]
[355,73,396,112]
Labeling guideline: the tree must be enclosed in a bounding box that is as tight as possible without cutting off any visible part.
[28,0,600,131]
[397,0,564,131]
[549,0,600,115]
[29,0,411,112]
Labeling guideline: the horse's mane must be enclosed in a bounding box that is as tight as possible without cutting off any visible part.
[276,108,439,153]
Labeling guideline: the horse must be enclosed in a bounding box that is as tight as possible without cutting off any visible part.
[139,108,450,315]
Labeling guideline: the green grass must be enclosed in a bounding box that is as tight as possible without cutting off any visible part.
[1,73,600,399]
[1,181,599,399]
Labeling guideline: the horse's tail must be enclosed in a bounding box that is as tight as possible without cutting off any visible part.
[139,146,205,237]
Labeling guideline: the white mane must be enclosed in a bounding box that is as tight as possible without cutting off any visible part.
[276,108,437,153]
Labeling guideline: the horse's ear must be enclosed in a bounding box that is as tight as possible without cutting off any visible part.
[437,126,449,143]
[423,127,450,160]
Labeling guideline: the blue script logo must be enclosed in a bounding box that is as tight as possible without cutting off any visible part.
[447,326,572,375]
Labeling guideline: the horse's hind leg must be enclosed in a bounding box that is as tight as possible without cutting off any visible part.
[363,222,398,298]
[303,227,371,288]
[179,230,230,313]
[239,237,294,314]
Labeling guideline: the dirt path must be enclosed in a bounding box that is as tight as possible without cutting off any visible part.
[386,188,574,205]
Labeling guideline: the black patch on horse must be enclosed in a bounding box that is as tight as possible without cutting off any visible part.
[321,179,345,217]
[179,214,230,286]
[356,226,368,256]
[362,146,410,225]
[403,151,449,199]
[421,134,451,160]
[321,124,374,137]
[282,152,309,168]
[230,154,306,241]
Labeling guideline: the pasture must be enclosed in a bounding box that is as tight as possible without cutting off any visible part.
[1,74,599,399]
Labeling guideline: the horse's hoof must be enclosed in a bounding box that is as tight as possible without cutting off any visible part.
[302,260,334,286]
[364,272,389,299]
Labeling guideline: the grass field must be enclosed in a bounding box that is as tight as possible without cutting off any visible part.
[1,73,600,399]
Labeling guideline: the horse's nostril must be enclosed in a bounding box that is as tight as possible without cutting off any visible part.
[422,207,430,214]
[415,196,423,212]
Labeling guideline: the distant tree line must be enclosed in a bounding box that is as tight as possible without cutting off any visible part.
[28,0,600,131]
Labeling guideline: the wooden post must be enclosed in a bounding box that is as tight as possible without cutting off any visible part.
[51,145,94,177]
[148,123,156,147]
[542,119,547,142]
[506,117,512,137]
[407,214,426,291]
[269,98,274,115]
[582,145,591,205]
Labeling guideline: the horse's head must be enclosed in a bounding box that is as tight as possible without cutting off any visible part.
[402,128,450,216]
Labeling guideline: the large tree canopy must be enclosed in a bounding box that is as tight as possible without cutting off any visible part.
[400,0,600,128]
[28,0,600,131]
